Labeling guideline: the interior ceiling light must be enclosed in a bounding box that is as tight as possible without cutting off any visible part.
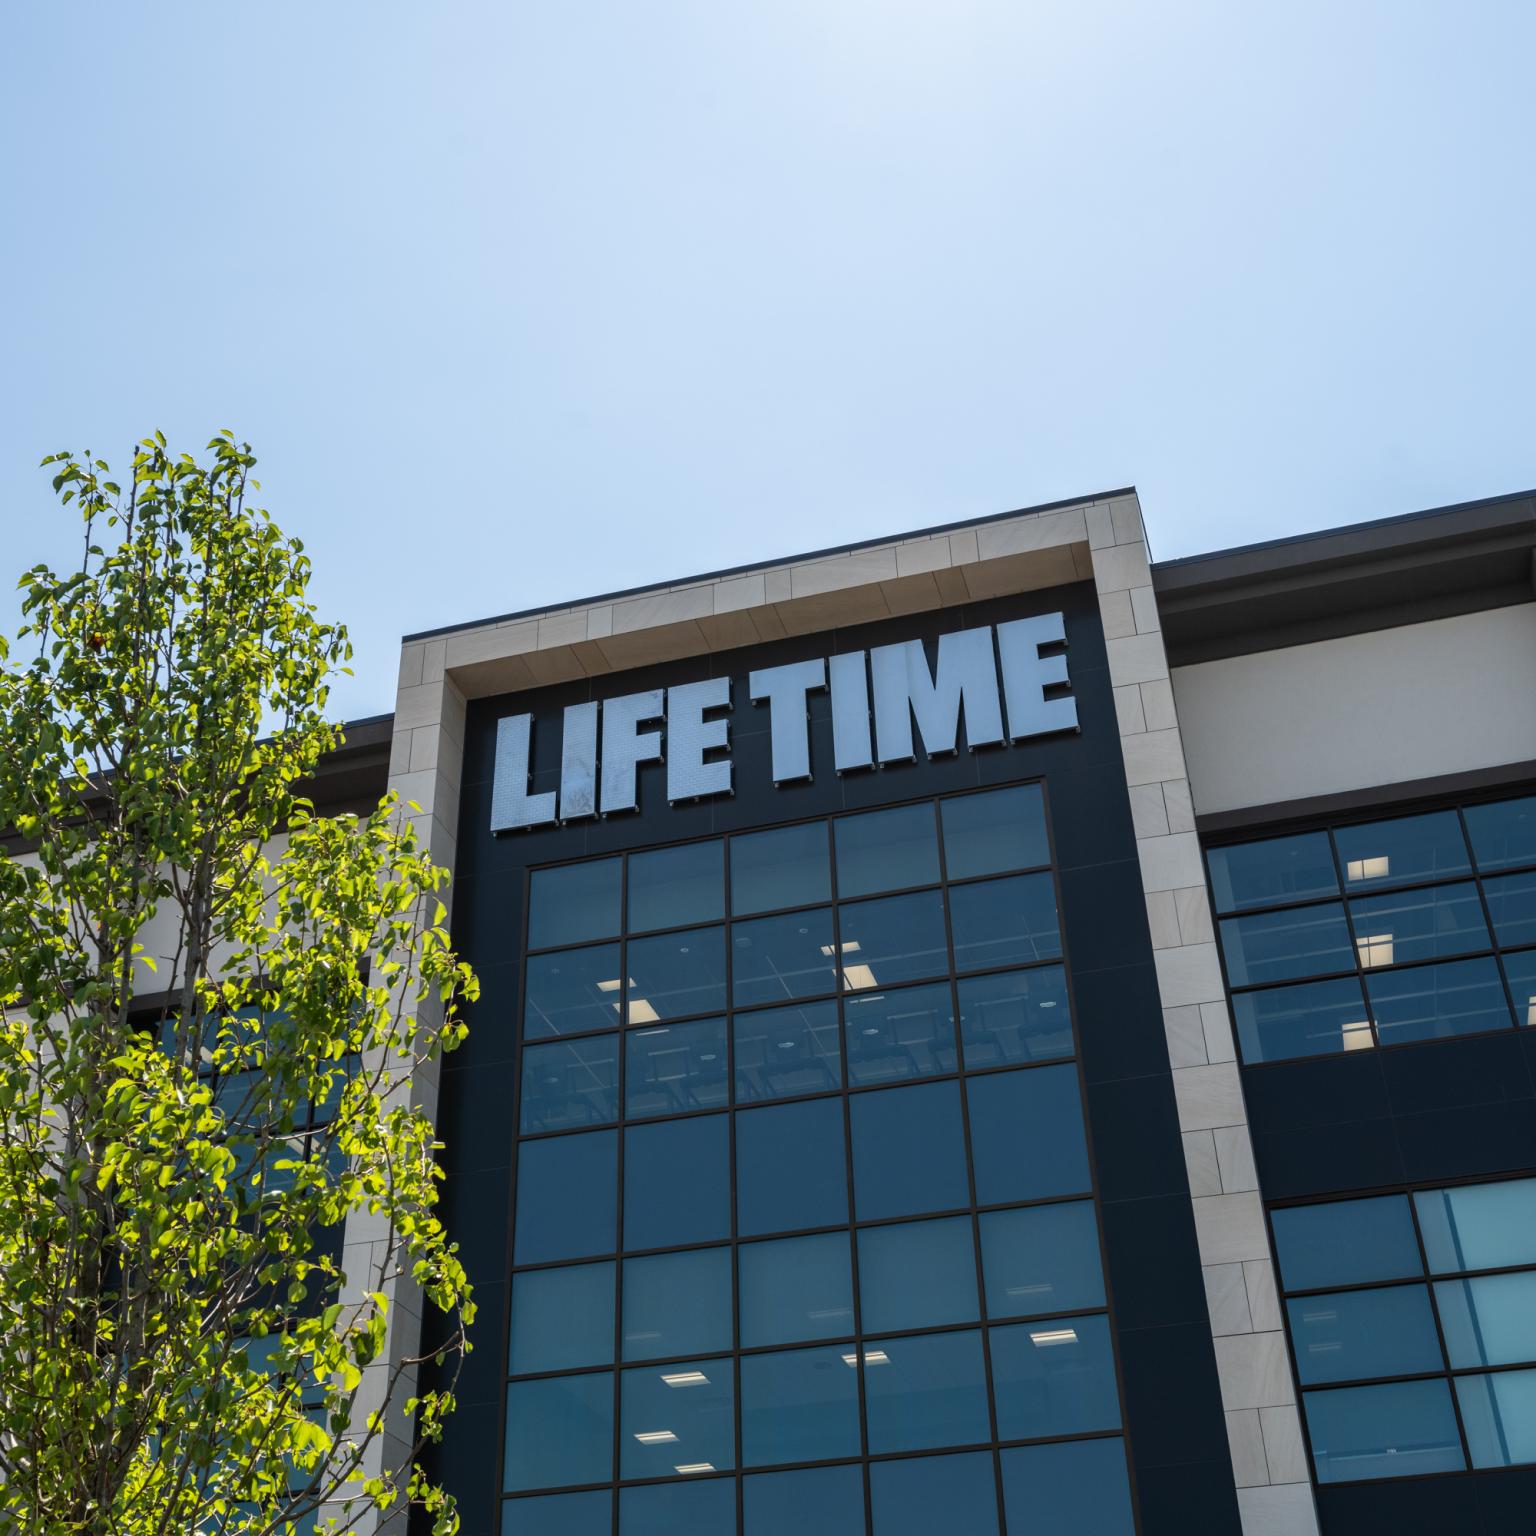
[632,1430,677,1445]
[660,1370,710,1387]
[1029,1329,1078,1347]
[842,964,878,990]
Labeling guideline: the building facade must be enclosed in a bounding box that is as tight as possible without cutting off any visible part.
[359,487,1536,1535]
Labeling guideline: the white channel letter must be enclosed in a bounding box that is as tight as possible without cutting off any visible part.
[870,625,1006,763]
[489,713,557,831]
[748,658,826,783]
[829,650,874,773]
[600,688,665,814]
[558,700,600,821]
[668,677,733,802]
[996,612,1079,739]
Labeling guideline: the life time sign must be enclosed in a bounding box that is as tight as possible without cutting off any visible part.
[491,615,1077,833]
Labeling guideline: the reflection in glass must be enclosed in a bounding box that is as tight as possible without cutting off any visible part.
[503,1373,614,1492]
[740,1345,860,1466]
[850,1080,969,1222]
[736,1098,848,1236]
[1483,870,1536,950]
[844,983,957,1084]
[627,840,723,933]
[1464,795,1536,874]
[1284,1285,1442,1386]
[948,873,1060,973]
[620,1357,735,1479]
[858,1216,979,1333]
[1271,1195,1423,1291]
[528,858,622,950]
[1456,1369,1536,1469]
[1415,1178,1536,1273]
[862,1330,991,1453]
[623,1116,730,1251]
[1232,977,1372,1063]
[868,1451,998,1536]
[1335,811,1471,890]
[523,943,624,1038]
[1219,904,1354,987]
[1207,833,1337,914]
[624,1017,729,1118]
[957,966,1073,1067]
[941,784,1050,880]
[1504,949,1536,1028]
[743,1464,865,1536]
[1303,1379,1464,1483]
[834,803,940,898]
[967,1064,1090,1206]
[619,1473,736,1533]
[514,1129,617,1265]
[738,1232,854,1348]
[734,1000,841,1102]
[622,1247,732,1362]
[838,890,948,988]
[1347,881,1490,967]
[1366,957,1513,1045]
[626,927,727,1021]
[980,1200,1105,1319]
[731,909,836,1007]
[1000,1437,1135,1536]
[520,1035,620,1133]
[1437,1273,1536,1368]
[501,1489,611,1536]
[731,822,831,916]
[990,1314,1121,1439]
[510,1261,615,1375]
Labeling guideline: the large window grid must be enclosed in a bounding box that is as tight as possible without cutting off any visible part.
[500,786,1138,1536]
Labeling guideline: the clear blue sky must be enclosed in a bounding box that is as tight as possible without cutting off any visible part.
[3,2,1532,719]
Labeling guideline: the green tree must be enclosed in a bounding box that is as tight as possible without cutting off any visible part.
[0,434,475,1535]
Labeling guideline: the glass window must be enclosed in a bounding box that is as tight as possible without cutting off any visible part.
[622,1247,732,1362]
[869,1452,998,1536]
[626,927,727,1022]
[628,841,723,933]
[1483,870,1536,950]
[1366,957,1513,1045]
[520,1035,620,1133]
[838,890,949,988]
[503,1373,614,1492]
[1465,795,1536,873]
[738,1232,855,1348]
[619,1357,735,1479]
[980,1200,1105,1319]
[1303,1379,1464,1483]
[510,1262,615,1375]
[1000,1438,1135,1536]
[949,873,1061,974]
[515,1129,617,1264]
[731,909,836,1007]
[1284,1285,1442,1386]
[743,1464,864,1536]
[524,943,625,1038]
[862,1329,991,1453]
[990,1314,1121,1439]
[967,1064,1090,1206]
[502,1489,612,1536]
[957,965,1073,1068]
[1415,1178,1536,1273]
[844,982,957,1085]
[850,1080,969,1222]
[1207,833,1337,914]
[736,1098,848,1237]
[858,1216,979,1333]
[624,1017,729,1119]
[1348,881,1490,967]
[941,784,1050,880]
[1271,1195,1423,1291]
[734,1000,841,1102]
[1219,904,1355,987]
[1335,811,1471,890]
[529,858,622,950]
[619,1477,736,1534]
[623,1116,729,1251]
[1456,1369,1536,1469]
[835,803,940,898]
[1232,977,1373,1063]
[1436,1272,1536,1368]
[731,822,831,916]
[1504,949,1536,1028]
[740,1344,861,1466]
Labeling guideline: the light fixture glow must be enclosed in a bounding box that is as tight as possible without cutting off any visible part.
[841,1349,890,1367]
[660,1370,710,1387]
[843,964,878,990]
[1029,1329,1078,1347]
[629,999,660,1024]
[1341,1020,1374,1051]
[1347,855,1391,882]
[633,1430,678,1445]
[820,941,863,957]
[1356,933,1394,968]
[674,1463,715,1475]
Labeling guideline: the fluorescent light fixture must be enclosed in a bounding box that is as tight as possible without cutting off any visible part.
[842,964,878,990]
[597,979,623,993]
[1526,995,1536,1028]
[1029,1329,1078,1347]
[629,999,660,1024]
[1356,933,1394,968]
[808,1308,853,1320]
[820,941,862,956]
[1341,1020,1374,1051]
[660,1370,709,1387]
[674,1463,715,1475]
[1005,1283,1052,1298]
[633,1430,677,1445]
[841,1349,890,1367]
[1347,855,1390,882]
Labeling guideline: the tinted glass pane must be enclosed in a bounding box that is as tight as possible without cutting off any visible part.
[515,1130,617,1264]
[741,1345,861,1466]
[942,784,1050,880]
[1437,1273,1536,1368]
[949,873,1060,973]
[1465,795,1536,873]
[1456,1369,1536,1469]
[1416,1178,1536,1272]
[736,1097,848,1236]
[1504,949,1536,1028]
[991,1314,1120,1438]
[627,927,727,1021]
[738,1231,855,1347]
[957,965,1073,1067]
[731,909,836,1007]
[510,1262,615,1374]
[1207,833,1337,914]
[1367,957,1513,1045]
[968,1064,1090,1205]
[628,840,723,933]
[844,982,957,1085]
[619,1357,735,1479]
[835,803,940,897]
[1219,904,1354,987]
[734,1000,841,1102]
[624,1116,729,1251]
[524,943,625,1038]
[1285,1284,1442,1386]
[625,1017,729,1118]
[863,1329,990,1453]
[731,822,831,916]
[520,1035,620,1133]
[1335,810,1470,890]
[858,1216,979,1333]
[502,1489,611,1536]
[1271,1196,1422,1290]
[1232,977,1372,1063]
[619,1477,736,1535]
[622,1247,732,1362]
[529,859,622,950]
[1484,871,1536,949]
[980,1200,1105,1318]
[850,1080,969,1221]
[838,890,949,988]
[1000,1438,1135,1536]
[869,1452,998,1536]
[503,1374,614,1492]
[1304,1379,1464,1483]
[1349,881,1490,967]
[744,1464,865,1536]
